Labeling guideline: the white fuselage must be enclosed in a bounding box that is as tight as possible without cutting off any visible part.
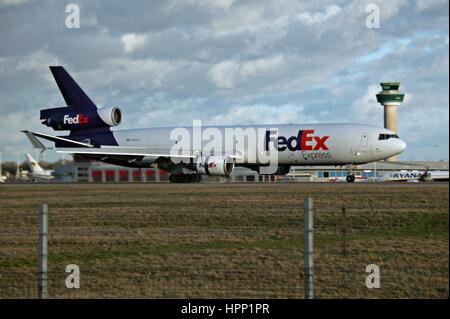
[110,123,406,166]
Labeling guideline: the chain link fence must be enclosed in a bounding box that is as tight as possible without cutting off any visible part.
[0,183,448,298]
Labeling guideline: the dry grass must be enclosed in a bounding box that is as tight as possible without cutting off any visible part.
[0,183,448,298]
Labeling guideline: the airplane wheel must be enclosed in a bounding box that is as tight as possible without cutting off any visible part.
[346,174,355,183]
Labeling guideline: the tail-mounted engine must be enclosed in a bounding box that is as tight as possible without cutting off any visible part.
[196,155,235,176]
[40,106,122,131]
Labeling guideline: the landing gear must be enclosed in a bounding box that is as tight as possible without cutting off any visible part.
[346,174,356,183]
[346,163,356,183]
[169,174,202,183]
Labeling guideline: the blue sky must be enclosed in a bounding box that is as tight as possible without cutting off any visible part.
[0,0,448,162]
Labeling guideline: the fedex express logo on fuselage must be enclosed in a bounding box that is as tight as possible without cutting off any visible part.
[199,162,217,169]
[63,114,89,125]
[265,130,329,151]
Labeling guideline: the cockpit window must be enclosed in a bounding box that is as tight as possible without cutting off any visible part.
[379,133,399,140]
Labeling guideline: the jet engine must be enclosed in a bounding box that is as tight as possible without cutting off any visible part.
[196,155,235,176]
[40,106,122,131]
[97,107,122,127]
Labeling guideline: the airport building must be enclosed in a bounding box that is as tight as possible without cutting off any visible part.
[53,159,448,183]
[54,160,170,182]
[285,161,448,182]
[376,82,405,161]
[54,160,260,183]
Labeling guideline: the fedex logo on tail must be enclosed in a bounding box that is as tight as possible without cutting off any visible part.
[265,130,329,151]
[63,114,89,125]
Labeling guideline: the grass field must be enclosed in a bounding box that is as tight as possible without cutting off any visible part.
[0,183,448,298]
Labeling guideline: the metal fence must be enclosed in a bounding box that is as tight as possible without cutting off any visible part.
[0,183,448,299]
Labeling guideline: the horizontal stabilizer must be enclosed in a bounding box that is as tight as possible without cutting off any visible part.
[21,131,93,148]
[23,131,46,150]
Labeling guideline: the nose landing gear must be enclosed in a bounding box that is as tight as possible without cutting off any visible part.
[346,174,356,183]
[346,163,356,183]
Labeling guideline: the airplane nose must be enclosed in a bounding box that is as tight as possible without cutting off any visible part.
[397,139,407,153]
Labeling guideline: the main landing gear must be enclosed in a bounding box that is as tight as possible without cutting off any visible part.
[345,164,356,183]
[346,174,356,183]
[169,174,202,183]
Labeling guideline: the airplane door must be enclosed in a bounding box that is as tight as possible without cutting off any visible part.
[361,132,369,151]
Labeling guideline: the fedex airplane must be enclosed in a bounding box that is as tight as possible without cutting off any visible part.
[24,153,54,180]
[22,66,407,183]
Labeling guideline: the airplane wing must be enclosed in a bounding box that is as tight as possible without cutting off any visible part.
[56,147,197,159]
[22,130,240,164]
[22,130,198,161]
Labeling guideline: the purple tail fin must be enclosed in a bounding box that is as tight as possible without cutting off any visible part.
[43,66,118,146]
[49,66,96,110]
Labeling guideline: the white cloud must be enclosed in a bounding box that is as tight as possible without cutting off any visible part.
[81,57,177,91]
[240,55,285,77]
[415,0,448,12]
[378,0,409,20]
[351,85,383,124]
[129,96,209,128]
[0,0,27,6]
[209,55,285,89]
[121,33,148,54]
[0,110,47,159]
[350,83,447,145]
[245,15,290,54]
[295,4,342,25]
[399,104,447,143]
[209,103,317,125]
[0,1,448,161]
[15,50,60,74]
[170,0,234,11]
[208,5,265,35]
[208,60,239,89]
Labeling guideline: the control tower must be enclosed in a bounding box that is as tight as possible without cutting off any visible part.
[376,82,405,161]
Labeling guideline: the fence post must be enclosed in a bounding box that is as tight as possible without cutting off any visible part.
[304,197,314,299]
[342,206,347,256]
[38,204,48,299]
